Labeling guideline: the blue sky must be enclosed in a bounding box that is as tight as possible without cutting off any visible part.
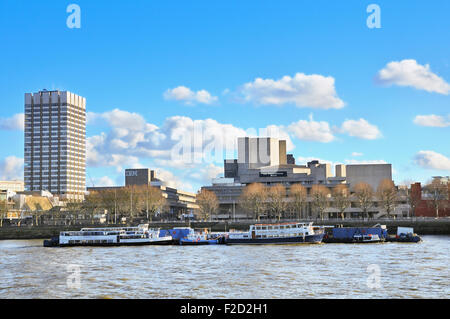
[0,0,449,192]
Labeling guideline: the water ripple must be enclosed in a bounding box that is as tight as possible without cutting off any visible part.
[0,235,449,298]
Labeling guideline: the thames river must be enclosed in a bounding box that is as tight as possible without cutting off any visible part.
[0,236,448,299]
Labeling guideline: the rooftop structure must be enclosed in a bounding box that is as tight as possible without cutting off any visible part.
[203,137,395,220]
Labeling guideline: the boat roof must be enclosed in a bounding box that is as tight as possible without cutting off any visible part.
[80,225,148,232]
[254,222,311,226]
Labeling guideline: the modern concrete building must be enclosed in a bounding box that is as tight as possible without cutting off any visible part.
[203,137,395,220]
[0,181,25,192]
[345,164,392,192]
[24,90,86,201]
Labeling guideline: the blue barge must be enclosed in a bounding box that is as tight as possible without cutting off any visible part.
[323,225,388,243]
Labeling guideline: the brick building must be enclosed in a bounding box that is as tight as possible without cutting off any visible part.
[411,182,450,217]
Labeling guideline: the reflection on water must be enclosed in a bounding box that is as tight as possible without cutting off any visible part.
[0,236,449,299]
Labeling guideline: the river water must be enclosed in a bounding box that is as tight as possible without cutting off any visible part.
[0,236,448,299]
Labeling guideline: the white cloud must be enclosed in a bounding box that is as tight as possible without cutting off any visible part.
[258,125,296,151]
[287,114,335,143]
[163,86,218,105]
[0,156,24,180]
[239,73,345,109]
[153,168,193,191]
[414,151,450,170]
[92,176,116,187]
[413,114,450,127]
[376,59,450,94]
[0,113,24,131]
[351,152,364,157]
[340,119,382,140]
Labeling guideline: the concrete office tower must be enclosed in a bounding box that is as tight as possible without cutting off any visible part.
[24,90,86,201]
[125,168,157,186]
[237,137,286,168]
[278,140,287,165]
[335,164,346,178]
[286,154,296,165]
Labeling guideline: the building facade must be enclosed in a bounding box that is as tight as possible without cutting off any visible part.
[125,168,157,186]
[24,90,86,201]
[411,179,450,217]
[203,137,396,220]
[88,169,198,218]
[0,181,24,192]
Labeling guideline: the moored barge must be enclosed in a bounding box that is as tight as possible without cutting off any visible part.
[322,225,387,243]
[225,222,324,245]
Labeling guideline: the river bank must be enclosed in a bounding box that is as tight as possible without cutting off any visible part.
[0,218,449,240]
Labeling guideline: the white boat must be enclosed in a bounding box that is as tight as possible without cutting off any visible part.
[55,224,173,247]
[225,222,324,245]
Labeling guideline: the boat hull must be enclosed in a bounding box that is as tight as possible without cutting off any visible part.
[179,239,219,246]
[58,239,174,247]
[225,233,324,245]
[323,237,383,244]
[386,236,421,243]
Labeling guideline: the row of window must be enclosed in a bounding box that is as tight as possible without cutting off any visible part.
[25,124,86,130]
[25,104,86,112]
[25,109,86,116]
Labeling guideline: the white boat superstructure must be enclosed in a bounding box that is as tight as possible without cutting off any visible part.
[58,224,173,246]
[226,222,324,244]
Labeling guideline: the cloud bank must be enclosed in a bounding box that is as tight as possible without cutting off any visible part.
[376,59,450,94]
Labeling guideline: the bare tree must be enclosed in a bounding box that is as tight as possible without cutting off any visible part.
[310,185,330,221]
[267,184,287,221]
[377,179,398,219]
[354,182,374,220]
[196,189,219,221]
[288,184,307,220]
[142,185,167,221]
[239,183,268,221]
[83,191,102,214]
[332,184,351,220]
[424,179,449,218]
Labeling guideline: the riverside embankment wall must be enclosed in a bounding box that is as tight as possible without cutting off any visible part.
[0,219,449,240]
